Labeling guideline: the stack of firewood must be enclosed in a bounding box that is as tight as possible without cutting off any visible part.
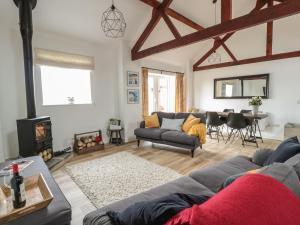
[76,135,99,151]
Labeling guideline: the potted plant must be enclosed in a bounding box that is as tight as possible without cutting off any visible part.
[249,96,262,115]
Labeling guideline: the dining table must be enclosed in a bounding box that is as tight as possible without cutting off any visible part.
[216,112,269,145]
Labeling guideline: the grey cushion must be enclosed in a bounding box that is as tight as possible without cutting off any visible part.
[161,118,184,131]
[189,156,260,192]
[259,163,300,198]
[84,176,214,225]
[252,148,274,166]
[161,131,198,146]
[134,128,168,140]
[285,153,300,178]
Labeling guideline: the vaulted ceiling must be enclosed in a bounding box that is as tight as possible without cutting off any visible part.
[1,0,300,68]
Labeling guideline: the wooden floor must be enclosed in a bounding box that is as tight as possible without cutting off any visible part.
[53,136,280,225]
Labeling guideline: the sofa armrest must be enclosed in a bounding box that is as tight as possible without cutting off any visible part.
[140,121,145,128]
[252,148,274,166]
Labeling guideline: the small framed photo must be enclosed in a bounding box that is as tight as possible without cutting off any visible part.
[127,71,139,87]
[127,89,139,104]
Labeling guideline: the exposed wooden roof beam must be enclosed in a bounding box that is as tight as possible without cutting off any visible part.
[162,13,181,39]
[133,0,300,60]
[266,0,274,55]
[221,0,232,22]
[132,0,173,53]
[194,50,300,71]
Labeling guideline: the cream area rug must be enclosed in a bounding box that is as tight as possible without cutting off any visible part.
[64,152,182,208]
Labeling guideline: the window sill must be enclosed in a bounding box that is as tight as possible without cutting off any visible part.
[41,103,94,107]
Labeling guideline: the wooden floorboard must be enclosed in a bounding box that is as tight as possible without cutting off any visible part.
[53,137,280,225]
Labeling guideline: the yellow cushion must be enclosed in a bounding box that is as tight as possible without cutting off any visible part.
[182,115,200,133]
[144,113,160,128]
[187,123,207,144]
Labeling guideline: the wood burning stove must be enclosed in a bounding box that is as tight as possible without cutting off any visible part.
[17,117,53,162]
[14,0,54,161]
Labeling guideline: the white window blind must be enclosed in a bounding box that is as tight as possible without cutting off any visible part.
[34,48,95,70]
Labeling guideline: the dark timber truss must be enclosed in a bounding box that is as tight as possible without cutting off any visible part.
[131,0,300,71]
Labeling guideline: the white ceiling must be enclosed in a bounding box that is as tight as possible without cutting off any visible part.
[1,0,300,67]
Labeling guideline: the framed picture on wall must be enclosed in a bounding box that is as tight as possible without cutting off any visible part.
[127,89,139,104]
[127,71,139,87]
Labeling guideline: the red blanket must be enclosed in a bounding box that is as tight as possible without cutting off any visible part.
[165,174,300,225]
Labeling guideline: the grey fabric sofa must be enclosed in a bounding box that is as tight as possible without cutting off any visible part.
[84,149,300,225]
[1,156,72,225]
[134,112,207,157]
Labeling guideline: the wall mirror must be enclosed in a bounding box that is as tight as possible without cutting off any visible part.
[214,74,269,99]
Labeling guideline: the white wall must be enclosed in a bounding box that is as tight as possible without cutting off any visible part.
[33,32,120,152]
[0,24,25,159]
[0,25,120,157]
[194,58,300,127]
[0,121,4,163]
[118,40,184,142]
[0,26,184,159]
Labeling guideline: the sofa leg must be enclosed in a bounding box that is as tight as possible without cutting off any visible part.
[191,149,195,158]
[137,139,140,148]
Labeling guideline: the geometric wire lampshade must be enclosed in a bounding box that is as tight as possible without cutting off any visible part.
[101,0,126,38]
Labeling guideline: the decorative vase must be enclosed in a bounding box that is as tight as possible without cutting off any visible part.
[252,105,259,115]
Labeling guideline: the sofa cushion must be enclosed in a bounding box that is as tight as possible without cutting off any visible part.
[252,148,274,166]
[134,128,168,140]
[182,115,200,133]
[189,156,260,192]
[144,113,160,128]
[264,136,300,166]
[161,118,185,131]
[221,163,300,198]
[165,174,300,225]
[83,177,214,225]
[107,193,209,225]
[161,131,198,146]
[285,153,300,179]
[259,163,300,198]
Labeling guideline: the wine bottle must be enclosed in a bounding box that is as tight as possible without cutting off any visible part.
[10,163,26,209]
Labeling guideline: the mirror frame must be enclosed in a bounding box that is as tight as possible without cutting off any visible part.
[214,74,270,99]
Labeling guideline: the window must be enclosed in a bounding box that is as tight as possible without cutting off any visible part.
[225,84,233,97]
[40,65,92,106]
[148,72,175,113]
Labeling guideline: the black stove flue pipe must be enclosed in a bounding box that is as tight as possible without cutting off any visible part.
[14,0,37,119]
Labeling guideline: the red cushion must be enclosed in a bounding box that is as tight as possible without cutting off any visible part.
[165,174,300,225]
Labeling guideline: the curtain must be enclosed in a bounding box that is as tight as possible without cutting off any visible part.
[175,73,186,112]
[34,48,95,70]
[142,68,149,117]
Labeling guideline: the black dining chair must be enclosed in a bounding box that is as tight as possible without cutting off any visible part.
[240,110,256,144]
[220,109,235,124]
[226,113,248,146]
[206,112,225,142]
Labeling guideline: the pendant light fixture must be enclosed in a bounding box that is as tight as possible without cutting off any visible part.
[208,0,221,64]
[101,0,126,38]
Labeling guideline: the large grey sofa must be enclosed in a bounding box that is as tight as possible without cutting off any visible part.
[134,112,206,157]
[84,149,300,225]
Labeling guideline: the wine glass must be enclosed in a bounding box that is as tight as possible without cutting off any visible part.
[0,167,13,213]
